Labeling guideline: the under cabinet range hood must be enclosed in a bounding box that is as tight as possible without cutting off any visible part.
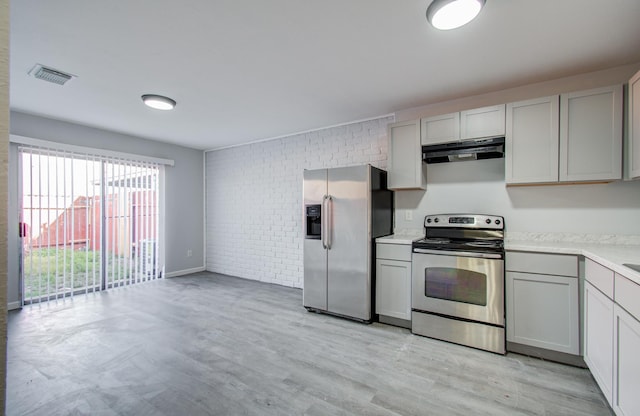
[422,136,505,164]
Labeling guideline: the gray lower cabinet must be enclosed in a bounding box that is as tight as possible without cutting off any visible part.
[505,251,580,360]
[584,280,614,404]
[612,272,640,416]
[375,243,411,328]
[584,258,640,416]
[613,304,640,416]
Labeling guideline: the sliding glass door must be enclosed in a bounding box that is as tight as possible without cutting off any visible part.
[19,147,162,305]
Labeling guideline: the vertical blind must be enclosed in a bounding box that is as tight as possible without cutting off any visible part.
[19,145,162,305]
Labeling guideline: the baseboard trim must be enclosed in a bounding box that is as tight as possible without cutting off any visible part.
[165,266,206,278]
[507,341,586,368]
[7,301,21,311]
[379,314,411,329]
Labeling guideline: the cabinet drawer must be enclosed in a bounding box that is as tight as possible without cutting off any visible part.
[376,243,411,262]
[615,274,640,320]
[506,251,577,277]
[585,259,614,299]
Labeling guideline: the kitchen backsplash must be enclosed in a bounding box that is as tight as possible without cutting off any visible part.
[505,232,640,245]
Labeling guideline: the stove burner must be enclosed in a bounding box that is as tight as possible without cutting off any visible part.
[414,213,505,255]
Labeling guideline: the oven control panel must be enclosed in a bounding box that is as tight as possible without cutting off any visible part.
[424,214,504,230]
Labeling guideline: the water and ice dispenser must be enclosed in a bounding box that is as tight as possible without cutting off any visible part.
[305,204,322,239]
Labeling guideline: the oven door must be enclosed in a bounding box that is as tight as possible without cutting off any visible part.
[411,249,504,326]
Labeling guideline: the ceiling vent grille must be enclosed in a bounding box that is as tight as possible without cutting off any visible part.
[29,64,75,85]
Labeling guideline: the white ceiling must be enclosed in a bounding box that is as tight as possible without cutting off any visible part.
[10,0,640,150]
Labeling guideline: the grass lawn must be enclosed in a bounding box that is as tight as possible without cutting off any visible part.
[22,247,155,300]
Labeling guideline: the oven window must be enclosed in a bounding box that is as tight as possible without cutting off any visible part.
[424,267,487,306]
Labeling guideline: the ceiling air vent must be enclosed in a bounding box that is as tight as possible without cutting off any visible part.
[29,64,75,85]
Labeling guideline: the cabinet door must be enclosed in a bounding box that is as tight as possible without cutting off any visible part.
[421,113,460,145]
[387,120,426,190]
[629,70,640,179]
[613,304,640,416]
[584,281,614,405]
[376,259,411,320]
[560,85,623,182]
[505,96,560,184]
[506,271,578,354]
[460,104,506,139]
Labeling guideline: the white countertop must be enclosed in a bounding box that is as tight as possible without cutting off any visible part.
[376,233,422,245]
[506,239,640,285]
[376,231,640,284]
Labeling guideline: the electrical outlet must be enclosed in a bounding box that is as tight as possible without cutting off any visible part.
[187,249,193,257]
[405,211,413,221]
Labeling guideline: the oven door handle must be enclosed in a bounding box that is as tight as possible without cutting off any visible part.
[412,248,503,259]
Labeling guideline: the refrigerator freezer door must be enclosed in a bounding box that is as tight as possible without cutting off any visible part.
[303,169,328,311]
[327,165,371,320]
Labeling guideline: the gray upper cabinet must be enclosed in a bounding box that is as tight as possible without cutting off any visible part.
[420,105,505,146]
[505,96,560,184]
[460,104,506,139]
[387,120,426,190]
[506,85,623,185]
[420,112,460,145]
[628,69,640,179]
[560,85,623,182]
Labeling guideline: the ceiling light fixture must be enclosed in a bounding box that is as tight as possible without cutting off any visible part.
[141,94,176,110]
[426,0,486,30]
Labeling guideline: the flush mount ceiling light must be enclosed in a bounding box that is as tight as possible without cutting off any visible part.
[141,94,176,110]
[426,0,486,30]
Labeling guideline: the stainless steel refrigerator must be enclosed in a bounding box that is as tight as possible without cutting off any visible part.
[303,165,393,322]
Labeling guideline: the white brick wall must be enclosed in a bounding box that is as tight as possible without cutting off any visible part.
[205,116,394,288]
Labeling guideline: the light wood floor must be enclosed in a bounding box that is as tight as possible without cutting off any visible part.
[7,272,612,415]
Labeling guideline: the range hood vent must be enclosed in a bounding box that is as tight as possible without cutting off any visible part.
[422,136,505,164]
[29,64,75,85]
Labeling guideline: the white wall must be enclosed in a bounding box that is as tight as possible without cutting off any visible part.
[394,159,640,235]
[8,111,205,304]
[205,117,393,288]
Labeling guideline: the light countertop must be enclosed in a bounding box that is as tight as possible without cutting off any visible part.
[376,233,422,245]
[375,231,640,285]
[506,240,640,286]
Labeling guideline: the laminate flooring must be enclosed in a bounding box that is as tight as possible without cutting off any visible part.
[7,272,612,415]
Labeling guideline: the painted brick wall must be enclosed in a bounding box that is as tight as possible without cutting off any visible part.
[205,116,394,288]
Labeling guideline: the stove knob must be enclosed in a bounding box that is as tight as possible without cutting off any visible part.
[426,218,432,224]
[434,218,439,223]
[486,219,491,224]
[495,219,501,225]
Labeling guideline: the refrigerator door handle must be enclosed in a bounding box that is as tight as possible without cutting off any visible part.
[326,195,333,250]
[322,195,328,249]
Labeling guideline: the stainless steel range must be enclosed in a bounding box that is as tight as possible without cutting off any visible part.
[411,214,505,354]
